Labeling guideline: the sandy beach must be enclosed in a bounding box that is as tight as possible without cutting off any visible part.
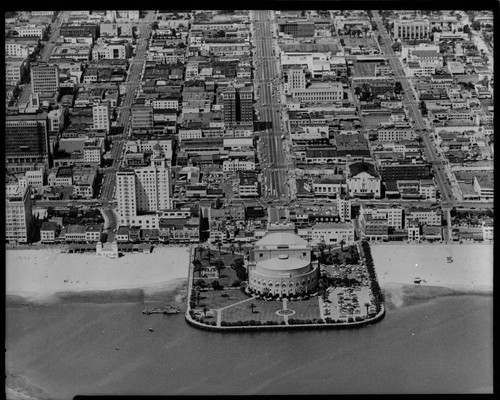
[370,243,493,291]
[6,246,191,303]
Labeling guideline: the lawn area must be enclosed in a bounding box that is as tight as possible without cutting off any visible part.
[285,298,322,320]
[196,288,249,309]
[217,296,323,323]
[220,298,285,323]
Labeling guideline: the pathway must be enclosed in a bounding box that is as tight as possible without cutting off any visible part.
[215,297,255,326]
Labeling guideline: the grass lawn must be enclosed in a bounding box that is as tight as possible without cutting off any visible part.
[285,298,322,320]
[220,298,285,323]
[196,288,249,309]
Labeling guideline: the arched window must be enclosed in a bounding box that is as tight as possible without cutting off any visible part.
[289,282,294,287]
[296,282,300,287]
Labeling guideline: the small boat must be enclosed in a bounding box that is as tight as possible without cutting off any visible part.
[447,259,454,263]
[414,277,422,284]
[149,328,154,332]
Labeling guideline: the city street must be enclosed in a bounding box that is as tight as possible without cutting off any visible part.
[373,11,455,204]
[252,10,289,199]
[40,11,68,62]
[99,10,156,202]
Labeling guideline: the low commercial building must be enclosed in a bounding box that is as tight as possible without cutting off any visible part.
[297,222,355,246]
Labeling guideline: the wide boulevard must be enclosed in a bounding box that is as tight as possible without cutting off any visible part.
[251,10,289,199]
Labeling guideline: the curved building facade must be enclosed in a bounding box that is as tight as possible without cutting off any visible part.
[247,231,318,297]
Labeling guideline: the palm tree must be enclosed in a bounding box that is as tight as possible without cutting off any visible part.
[364,302,370,315]
[237,242,242,254]
[216,240,222,255]
[214,259,224,277]
[196,290,201,306]
[249,303,256,314]
[230,243,235,260]
[193,259,203,278]
[340,239,346,251]
[203,306,209,317]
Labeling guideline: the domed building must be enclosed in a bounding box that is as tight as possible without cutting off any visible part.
[247,230,318,297]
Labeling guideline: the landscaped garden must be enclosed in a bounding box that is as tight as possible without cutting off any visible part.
[186,242,385,330]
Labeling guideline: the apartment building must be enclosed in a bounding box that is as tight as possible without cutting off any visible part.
[30,63,59,95]
[92,101,111,133]
[6,184,32,244]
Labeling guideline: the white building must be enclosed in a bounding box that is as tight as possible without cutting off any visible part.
[6,184,32,244]
[290,81,343,103]
[5,58,26,86]
[48,108,65,133]
[125,139,173,162]
[116,145,172,227]
[394,17,430,40]
[404,207,442,227]
[346,161,381,199]
[247,230,319,297]
[92,40,130,60]
[360,203,404,230]
[16,24,45,38]
[286,67,307,92]
[298,222,355,246]
[92,102,110,133]
[5,42,32,58]
[222,159,256,172]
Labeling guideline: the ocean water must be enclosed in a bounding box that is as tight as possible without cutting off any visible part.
[5,295,493,398]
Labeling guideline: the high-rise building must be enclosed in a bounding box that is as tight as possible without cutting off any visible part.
[30,63,59,95]
[238,86,254,125]
[116,144,172,227]
[131,103,154,129]
[287,67,306,91]
[222,85,253,127]
[5,184,32,244]
[222,87,236,126]
[6,112,50,173]
[92,101,110,133]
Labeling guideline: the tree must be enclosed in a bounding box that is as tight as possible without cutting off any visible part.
[394,81,403,95]
[419,100,428,116]
[193,259,203,278]
[213,259,225,277]
[340,240,346,251]
[471,21,481,31]
[317,240,327,258]
[211,280,222,290]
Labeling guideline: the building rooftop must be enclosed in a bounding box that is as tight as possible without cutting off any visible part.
[348,161,379,178]
[256,232,308,247]
[257,255,310,272]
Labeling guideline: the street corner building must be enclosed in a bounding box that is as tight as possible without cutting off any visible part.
[247,229,319,297]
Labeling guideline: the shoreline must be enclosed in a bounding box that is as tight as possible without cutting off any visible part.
[6,278,188,308]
